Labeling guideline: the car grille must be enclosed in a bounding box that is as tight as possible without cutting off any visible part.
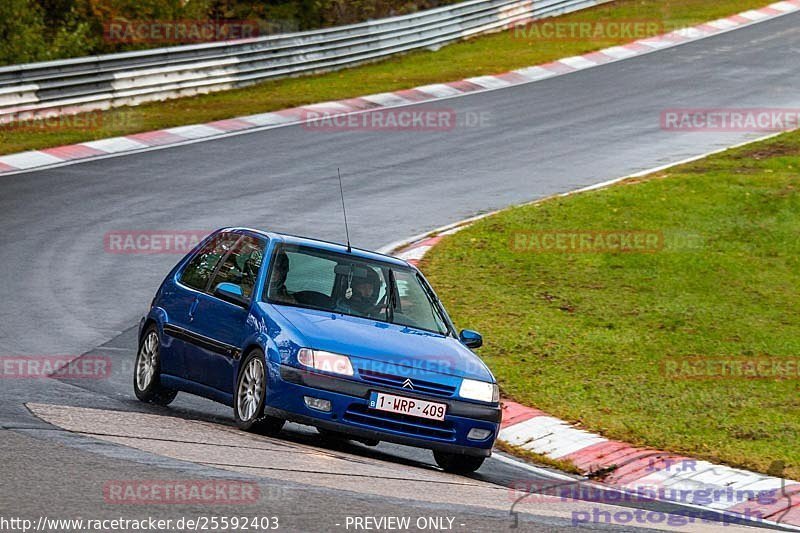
[343,404,456,441]
[358,369,456,397]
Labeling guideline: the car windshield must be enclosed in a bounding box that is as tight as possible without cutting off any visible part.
[265,244,450,335]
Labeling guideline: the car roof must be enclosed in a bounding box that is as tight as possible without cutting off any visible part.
[222,227,412,268]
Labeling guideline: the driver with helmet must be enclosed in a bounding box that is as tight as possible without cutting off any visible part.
[337,267,383,318]
[268,251,296,304]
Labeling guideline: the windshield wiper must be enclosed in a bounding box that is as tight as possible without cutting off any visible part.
[386,268,397,322]
[416,273,451,336]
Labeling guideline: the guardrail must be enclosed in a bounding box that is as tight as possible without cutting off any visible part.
[0,0,610,123]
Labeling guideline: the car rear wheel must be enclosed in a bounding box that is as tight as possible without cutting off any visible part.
[433,450,485,474]
[234,350,284,434]
[134,327,178,406]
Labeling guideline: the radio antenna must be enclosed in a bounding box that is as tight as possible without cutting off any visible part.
[337,168,352,252]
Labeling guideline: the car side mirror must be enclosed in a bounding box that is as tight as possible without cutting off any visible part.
[214,282,249,308]
[459,329,483,349]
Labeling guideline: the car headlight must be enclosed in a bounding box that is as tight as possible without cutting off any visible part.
[459,379,499,403]
[297,348,354,377]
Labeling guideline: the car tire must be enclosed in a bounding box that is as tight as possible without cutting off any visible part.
[433,450,485,474]
[234,349,285,434]
[133,326,178,406]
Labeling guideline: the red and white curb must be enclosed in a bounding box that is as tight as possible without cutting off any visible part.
[1,0,799,176]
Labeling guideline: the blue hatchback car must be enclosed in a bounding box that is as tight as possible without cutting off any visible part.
[135,228,500,473]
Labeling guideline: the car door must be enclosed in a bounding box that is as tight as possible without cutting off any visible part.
[187,234,267,395]
[160,232,241,380]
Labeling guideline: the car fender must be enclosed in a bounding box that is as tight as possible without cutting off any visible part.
[234,315,281,389]
[140,307,169,343]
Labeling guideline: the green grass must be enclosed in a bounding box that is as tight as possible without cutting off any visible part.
[0,0,772,156]
[422,132,800,479]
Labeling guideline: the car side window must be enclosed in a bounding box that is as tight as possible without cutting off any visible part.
[209,235,266,300]
[283,251,337,297]
[180,233,240,292]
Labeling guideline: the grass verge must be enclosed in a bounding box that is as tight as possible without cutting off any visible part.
[1,0,773,156]
[422,131,800,479]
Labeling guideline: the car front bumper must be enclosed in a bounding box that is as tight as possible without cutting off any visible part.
[265,364,500,457]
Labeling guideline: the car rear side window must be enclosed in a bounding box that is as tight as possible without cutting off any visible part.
[180,233,240,292]
[208,235,265,299]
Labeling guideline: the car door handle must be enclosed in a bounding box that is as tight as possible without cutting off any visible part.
[188,298,200,321]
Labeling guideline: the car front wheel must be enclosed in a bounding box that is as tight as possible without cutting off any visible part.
[133,326,178,406]
[433,450,485,474]
[234,350,285,434]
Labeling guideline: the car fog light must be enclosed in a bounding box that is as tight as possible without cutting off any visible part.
[304,396,332,412]
[467,428,493,441]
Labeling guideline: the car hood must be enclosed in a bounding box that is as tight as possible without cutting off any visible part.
[269,304,494,382]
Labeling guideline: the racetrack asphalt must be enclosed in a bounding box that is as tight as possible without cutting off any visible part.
[1,12,799,531]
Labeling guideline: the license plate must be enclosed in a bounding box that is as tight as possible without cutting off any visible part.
[368,392,447,421]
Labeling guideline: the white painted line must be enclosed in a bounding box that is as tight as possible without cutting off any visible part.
[239,112,296,126]
[734,476,795,493]
[558,56,599,70]
[600,45,639,59]
[684,467,761,497]
[414,83,463,98]
[360,92,413,107]
[771,1,799,12]
[739,9,770,20]
[0,151,63,169]
[304,101,353,112]
[83,137,149,153]
[521,426,604,451]
[465,76,512,90]
[725,471,776,491]
[529,435,608,459]
[707,18,739,29]
[672,27,708,39]
[638,38,673,49]
[164,124,225,139]
[498,416,564,446]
